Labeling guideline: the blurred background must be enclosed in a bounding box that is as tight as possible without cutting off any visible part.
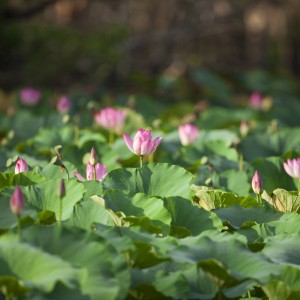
[1,0,300,96]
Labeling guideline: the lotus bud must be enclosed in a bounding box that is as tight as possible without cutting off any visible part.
[58,179,66,199]
[15,157,29,174]
[89,147,98,166]
[86,162,95,180]
[19,87,41,106]
[178,123,199,146]
[252,170,263,195]
[10,186,25,216]
[57,96,72,114]
[240,120,249,137]
[95,163,108,182]
[249,92,263,109]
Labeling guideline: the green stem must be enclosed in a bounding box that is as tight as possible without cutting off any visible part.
[298,180,300,193]
[17,215,21,241]
[257,193,262,204]
[139,156,143,167]
[109,130,114,145]
[148,154,153,164]
[239,153,244,171]
[247,290,251,298]
[74,125,79,146]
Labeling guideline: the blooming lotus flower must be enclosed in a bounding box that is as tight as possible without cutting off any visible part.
[19,87,41,106]
[123,128,162,156]
[252,170,263,195]
[249,92,263,109]
[57,96,71,114]
[74,162,108,182]
[178,124,199,146]
[283,158,300,180]
[15,157,29,174]
[10,186,25,216]
[94,107,126,131]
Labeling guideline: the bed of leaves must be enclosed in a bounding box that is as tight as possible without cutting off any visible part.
[1,75,300,300]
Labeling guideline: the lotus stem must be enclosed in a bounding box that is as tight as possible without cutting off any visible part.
[17,215,22,241]
[139,156,143,167]
[148,154,153,164]
[109,130,114,145]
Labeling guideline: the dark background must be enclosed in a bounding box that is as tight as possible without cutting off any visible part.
[1,0,300,92]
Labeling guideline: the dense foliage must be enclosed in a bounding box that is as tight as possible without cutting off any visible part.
[1,75,300,300]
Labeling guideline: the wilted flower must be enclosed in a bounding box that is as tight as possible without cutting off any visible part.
[10,186,25,216]
[283,158,300,180]
[94,107,126,132]
[15,157,29,174]
[123,128,162,156]
[57,96,71,114]
[19,87,41,106]
[178,124,199,146]
[249,92,263,109]
[252,170,263,195]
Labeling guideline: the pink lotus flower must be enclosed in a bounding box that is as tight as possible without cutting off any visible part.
[19,87,41,106]
[252,170,263,195]
[74,148,108,182]
[123,128,162,156]
[249,92,263,109]
[178,124,199,146]
[283,158,300,180]
[94,107,126,131]
[15,157,29,174]
[57,96,71,114]
[10,186,25,216]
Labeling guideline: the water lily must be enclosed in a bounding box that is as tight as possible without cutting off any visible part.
[123,128,162,157]
[283,158,300,180]
[57,96,71,114]
[10,186,25,216]
[15,157,29,174]
[252,170,263,195]
[178,123,199,146]
[19,87,41,106]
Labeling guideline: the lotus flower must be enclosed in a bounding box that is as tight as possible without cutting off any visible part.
[239,120,249,137]
[252,170,263,195]
[10,186,25,216]
[19,87,41,106]
[178,124,199,146]
[94,107,126,131]
[283,158,300,180]
[249,92,263,109]
[15,157,29,174]
[74,148,108,182]
[123,128,162,156]
[57,96,71,114]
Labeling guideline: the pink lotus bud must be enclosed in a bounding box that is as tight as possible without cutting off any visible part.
[240,120,249,137]
[94,107,126,131]
[283,158,300,180]
[58,179,66,199]
[57,96,71,114]
[95,163,108,182]
[74,172,85,182]
[19,87,41,106]
[249,92,263,109]
[178,124,199,146]
[86,162,95,180]
[15,157,29,174]
[89,147,98,166]
[252,170,263,195]
[123,128,162,156]
[10,186,25,216]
